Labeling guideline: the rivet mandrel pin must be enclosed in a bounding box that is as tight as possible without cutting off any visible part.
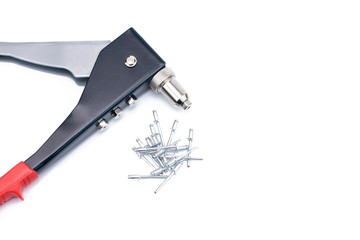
[167,120,178,146]
[128,175,168,180]
[149,124,157,135]
[150,150,200,176]
[154,162,183,194]
[145,137,156,147]
[164,147,198,168]
[132,147,158,169]
[153,110,164,146]
[187,129,194,167]
[133,145,187,153]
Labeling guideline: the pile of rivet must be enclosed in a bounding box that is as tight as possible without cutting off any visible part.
[129,110,203,193]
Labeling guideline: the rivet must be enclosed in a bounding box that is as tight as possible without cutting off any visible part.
[128,111,203,194]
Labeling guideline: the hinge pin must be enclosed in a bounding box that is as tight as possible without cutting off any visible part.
[125,55,137,68]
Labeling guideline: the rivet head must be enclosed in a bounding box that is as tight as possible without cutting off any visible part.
[125,55,137,68]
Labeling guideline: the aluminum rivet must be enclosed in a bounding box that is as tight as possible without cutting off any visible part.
[187,128,193,167]
[153,110,164,146]
[167,120,178,146]
[128,175,168,180]
[128,110,203,193]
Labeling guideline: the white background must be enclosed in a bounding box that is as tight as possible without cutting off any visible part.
[0,0,360,239]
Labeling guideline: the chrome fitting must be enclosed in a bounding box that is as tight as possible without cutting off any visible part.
[150,68,191,110]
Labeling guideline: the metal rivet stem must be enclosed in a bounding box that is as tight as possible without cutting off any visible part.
[154,162,183,194]
[187,129,194,167]
[136,138,161,168]
[128,175,168,180]
[153,110,164,146]
[133,147,158,169]
[167,120,178,146]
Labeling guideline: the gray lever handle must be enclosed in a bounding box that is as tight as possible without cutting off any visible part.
[0,41,110,78]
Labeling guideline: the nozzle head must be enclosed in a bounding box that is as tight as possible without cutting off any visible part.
[150,67,192,110]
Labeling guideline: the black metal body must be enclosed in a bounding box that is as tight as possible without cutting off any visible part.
[25,28,166,171]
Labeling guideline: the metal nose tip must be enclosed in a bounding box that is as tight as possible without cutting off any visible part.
[182,99,192,110]
[150,67,191,110]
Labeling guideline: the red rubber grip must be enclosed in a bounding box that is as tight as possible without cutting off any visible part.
[0,162,38,206]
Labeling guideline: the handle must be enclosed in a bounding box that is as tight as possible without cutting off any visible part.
[0,162,38,206]
[0,41,110,78]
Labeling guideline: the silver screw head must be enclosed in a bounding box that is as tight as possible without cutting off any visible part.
[126,95,137,107]
[125,55,137,68]
[96,119,108,130]
[111,107,122,118]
